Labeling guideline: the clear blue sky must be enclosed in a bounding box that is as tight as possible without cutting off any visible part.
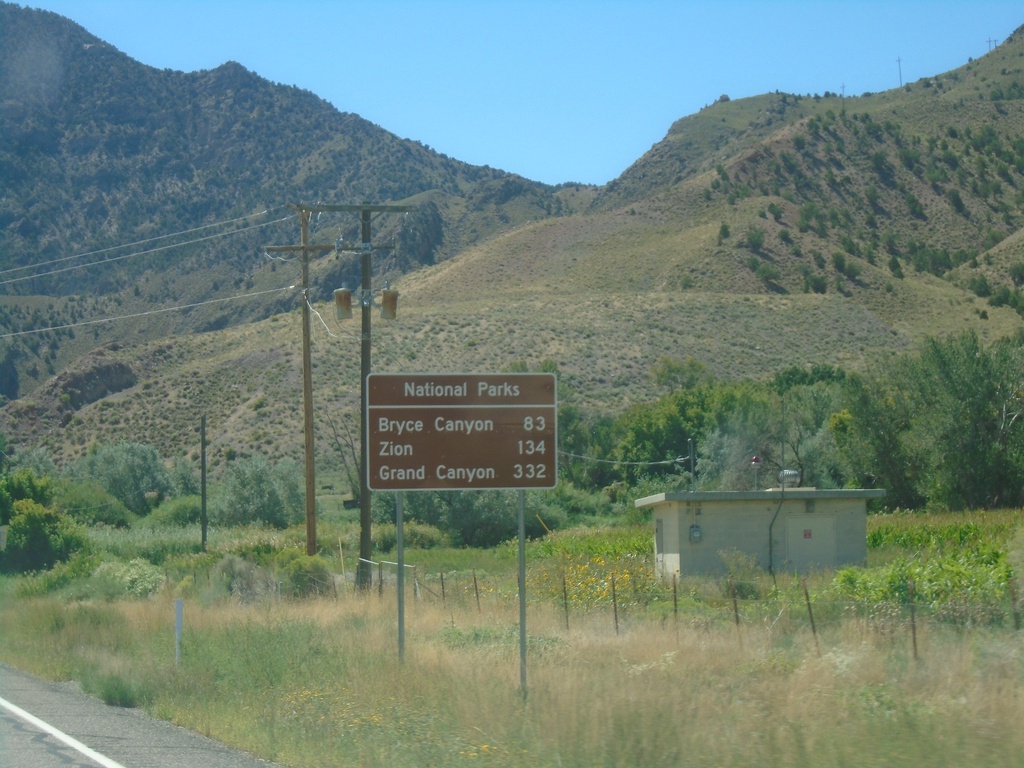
[21,1,1024,186]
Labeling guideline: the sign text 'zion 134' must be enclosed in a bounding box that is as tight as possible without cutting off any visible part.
[367,373,557,491]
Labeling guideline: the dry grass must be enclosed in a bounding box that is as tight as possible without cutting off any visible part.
[3,580,1024,767]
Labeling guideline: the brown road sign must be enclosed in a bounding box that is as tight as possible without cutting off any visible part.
[366,373,557,491]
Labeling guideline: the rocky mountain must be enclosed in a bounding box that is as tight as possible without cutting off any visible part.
[3,3,1024,472]
[0,3,573,391]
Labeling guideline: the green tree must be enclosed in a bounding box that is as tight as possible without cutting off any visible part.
[213,455,302,528]
[834,332,1024,509]
[909,332,1024,509]
[169,456,200,497]
[833,367,926,508]
[557,402,617,488]
[613,381,752,485]
[696,385,779,490]
[648,355,712,393]
[8,447,56,478]
[696,381,847,491]
[68,442,171,516]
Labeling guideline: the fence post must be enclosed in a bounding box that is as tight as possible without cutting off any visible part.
[803,578,821,657]
[611,574,619,635]
[473,569,481,613]
[908,579,919,661]
[730,577,742,647]
[562,573,570,630]
[672,573,678,622]
[175,598,183,667]
[440,570,446,606]
[1009,578,1021,631]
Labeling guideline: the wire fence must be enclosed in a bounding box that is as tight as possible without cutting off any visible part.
[165,550,1024,663]
[312,559,1023,656]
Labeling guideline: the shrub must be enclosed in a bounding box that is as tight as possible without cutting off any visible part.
[746,227,765,252]
[375,490,553,548]
[279,554,333,597]
[145,495,202,527]
[0,469,54,525]
[905,192,925,219]
[1,500,89,573]
[8,447,57,478]
[14,551,101,597]
[1011,262,1024,286]
[373,522,450,552]
[947,187,966,214]
[55,480,133,528]
[214,554,273,601]
[757,263,781,283]
[82,672,151,708]
[91,558,165,599]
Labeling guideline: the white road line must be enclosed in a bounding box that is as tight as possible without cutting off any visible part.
[0,694,129,768]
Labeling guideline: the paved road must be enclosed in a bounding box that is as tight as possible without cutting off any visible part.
[0,663,285,768]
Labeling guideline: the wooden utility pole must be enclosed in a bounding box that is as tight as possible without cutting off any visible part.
[330,203,414,589]
[266,206,335,556]
[200,414,207,552]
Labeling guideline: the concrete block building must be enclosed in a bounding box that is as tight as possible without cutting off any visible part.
[635,488,886,577]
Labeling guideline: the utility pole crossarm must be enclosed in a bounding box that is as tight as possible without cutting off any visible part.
[265,244,335,253]
[296,203,416,215]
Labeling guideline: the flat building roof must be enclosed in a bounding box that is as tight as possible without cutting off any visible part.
[636,488,887,507]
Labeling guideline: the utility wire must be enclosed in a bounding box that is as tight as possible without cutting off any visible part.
[307,297,339,339]
[0,214,294,287]
[558,450,690,468]
[0,285,298,340]
[0,207,291,277]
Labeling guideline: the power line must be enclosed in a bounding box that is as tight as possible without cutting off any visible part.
[0,214,294,287]
[0,207,291,277]
[0,284,297,340]
[558,450,689,468]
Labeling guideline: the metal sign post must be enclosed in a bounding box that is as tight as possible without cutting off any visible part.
[396,492,405,662]
[517,489,527,696]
